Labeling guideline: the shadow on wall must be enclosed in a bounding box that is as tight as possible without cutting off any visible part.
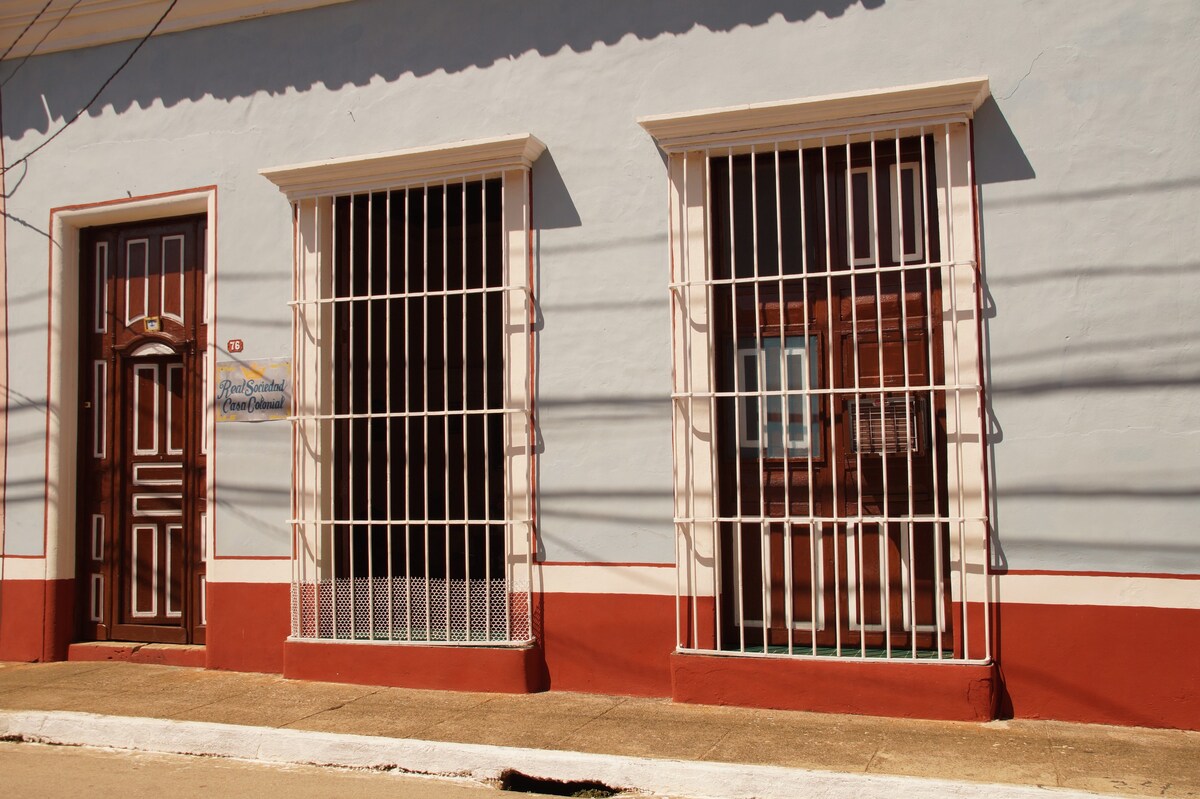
[974,96,1200,570]
[0,0,885,139]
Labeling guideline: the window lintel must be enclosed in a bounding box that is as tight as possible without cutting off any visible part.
[638,77,990,152]
[260,133,546,200]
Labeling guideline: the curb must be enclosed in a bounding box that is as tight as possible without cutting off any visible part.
[0,710,1105,799]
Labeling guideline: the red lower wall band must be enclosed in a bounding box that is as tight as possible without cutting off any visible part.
[205,581,291,674]
[0,578,73,662]
[994,602,1200,731]
[539,592,676,697]
[2,576,1197,730]
[0,579,46,661]
[672,651,998,721]
[285,639,544,693]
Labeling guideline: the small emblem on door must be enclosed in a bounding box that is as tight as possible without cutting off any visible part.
[144,316,161,332]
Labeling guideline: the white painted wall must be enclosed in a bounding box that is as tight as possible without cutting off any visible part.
[2,0,1197,573]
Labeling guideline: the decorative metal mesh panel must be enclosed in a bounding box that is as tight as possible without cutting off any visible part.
[292,577,529,642]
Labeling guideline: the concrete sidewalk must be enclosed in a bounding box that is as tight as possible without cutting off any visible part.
[0,658,1196,798]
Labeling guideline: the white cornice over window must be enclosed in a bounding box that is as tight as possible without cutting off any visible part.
[638,77,991,152]
[260,134,547,200]
[0,0,352,60]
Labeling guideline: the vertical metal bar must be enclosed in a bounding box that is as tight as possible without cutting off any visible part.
[330,195,341,639]
[774,144,794,656]
[313,199,323,638]
[462,180,472,642]
[365,193,376,640]
[523,168,534,638]
[821,140,842,658]
[385,190,394,641]
[443,181,451,641]
[798,142,818,657]
[482,177,492,642]
[727,148,746,655]
[750,145,770,655]
[524,167,535,644]
[677,153,690,652]
[422,182,432,641]
[290,202,300,636]
[919,129,944,660]
[895,132,918,660]
[403,188,413,642]
[844,136,867,658]
[944,123,970,659]
[868,133,891,659]
[501,173,513,642]
[704,151,723,654]
[968,131,991,662]
[347,195,359,642]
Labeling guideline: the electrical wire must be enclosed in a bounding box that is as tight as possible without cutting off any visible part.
[0,0,54,63]
[2,0,85,88]
[1,0,179,175]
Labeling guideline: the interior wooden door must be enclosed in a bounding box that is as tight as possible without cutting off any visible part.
[77,215,208,645]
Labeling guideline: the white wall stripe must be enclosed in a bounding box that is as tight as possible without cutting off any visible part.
[995,573,1200,611]
[0,558,45,580]
[206,557,291,584]
[538,564,677,596]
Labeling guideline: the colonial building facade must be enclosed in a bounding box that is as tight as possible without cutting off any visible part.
[0,0,1195,730]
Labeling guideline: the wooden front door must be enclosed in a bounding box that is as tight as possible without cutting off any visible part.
[77,216,208,645]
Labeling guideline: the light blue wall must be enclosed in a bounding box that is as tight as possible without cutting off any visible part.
[2,0,1197,571]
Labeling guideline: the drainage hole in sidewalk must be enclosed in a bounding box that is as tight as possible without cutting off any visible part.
[498,769,620,797]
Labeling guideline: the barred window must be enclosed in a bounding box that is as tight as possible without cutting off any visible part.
[263,136,543,645]
[643,79,991,662]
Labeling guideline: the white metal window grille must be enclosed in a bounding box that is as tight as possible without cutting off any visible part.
[265,137,542,646]
[643,80,991,663]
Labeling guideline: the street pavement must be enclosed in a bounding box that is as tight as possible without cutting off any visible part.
[0,740,566,798]
[0,658,1196,798]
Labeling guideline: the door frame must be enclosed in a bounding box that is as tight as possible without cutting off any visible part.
[44,188,216,639]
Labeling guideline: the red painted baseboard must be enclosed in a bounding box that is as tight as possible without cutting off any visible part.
[285,639,545,693]
[0,578,74,662]
[995,603,1200,731]
[205,581,290,674]
[0,579,45,661]
[540,592,675,696]
[672,651,998,721]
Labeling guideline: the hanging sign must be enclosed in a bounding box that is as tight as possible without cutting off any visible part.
[214,357,291,422]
